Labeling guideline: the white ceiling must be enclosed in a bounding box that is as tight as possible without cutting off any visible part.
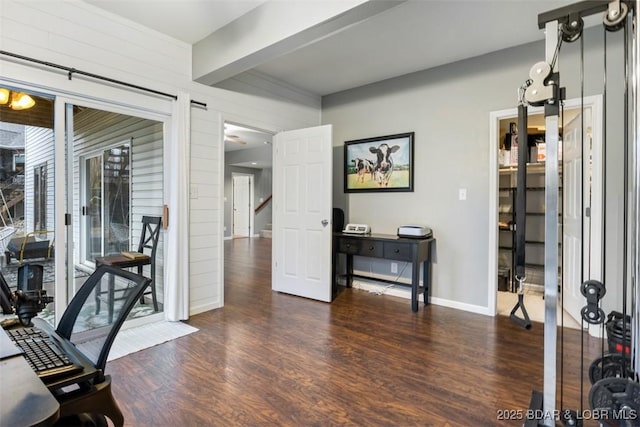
[83,0,596,166]
[85,0,268,45]
[84,0,580,97]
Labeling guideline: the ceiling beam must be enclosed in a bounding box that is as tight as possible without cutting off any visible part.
[192,0,405,86]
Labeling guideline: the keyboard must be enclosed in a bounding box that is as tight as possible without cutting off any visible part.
[6,327,83,379]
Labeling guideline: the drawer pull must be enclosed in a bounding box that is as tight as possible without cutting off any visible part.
[369,246,374,250]
[346,244,351,248]
[394,249,400,253]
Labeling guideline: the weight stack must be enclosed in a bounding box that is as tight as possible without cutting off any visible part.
[606,311,632,355]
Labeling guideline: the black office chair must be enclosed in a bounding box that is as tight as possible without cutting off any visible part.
[333,207,345,233]
[17,263,44,291]
[51,265,151,427]
[94,216,162,322]
[0,270,13,314]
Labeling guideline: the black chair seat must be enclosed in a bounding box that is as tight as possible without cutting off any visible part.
[93,216,161,322]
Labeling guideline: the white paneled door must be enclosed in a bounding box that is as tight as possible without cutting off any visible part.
[232,174,251,237]
[562,104,603,327]
[272,125,333,302]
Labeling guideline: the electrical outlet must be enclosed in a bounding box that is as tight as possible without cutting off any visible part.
[391,262,398,274]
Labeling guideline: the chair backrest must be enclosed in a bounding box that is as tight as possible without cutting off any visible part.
[332,208,345,233]
[56,266,151,380]
[136,216,162,259]
[17,263,44,291]
[0,271,12,314]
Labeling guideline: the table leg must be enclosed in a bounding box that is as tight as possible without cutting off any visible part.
[423,258,431,306]
[411,260,419,312]
[346,254,353,288]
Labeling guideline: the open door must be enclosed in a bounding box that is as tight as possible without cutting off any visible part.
[272,125,333,302]
[562,103,602,327]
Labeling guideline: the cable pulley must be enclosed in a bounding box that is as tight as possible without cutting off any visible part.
[580,280,607,324]
[581,305,607,325]
[581,279,607,300]
[603,0,628,32]
[561,18,584,42]
[525,61,555,107]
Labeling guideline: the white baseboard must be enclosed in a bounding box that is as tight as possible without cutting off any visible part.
[351,278,492,316]
[223,236,233,241]
[189,301,222,316]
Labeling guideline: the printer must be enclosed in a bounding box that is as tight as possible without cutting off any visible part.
[397,225,432,239]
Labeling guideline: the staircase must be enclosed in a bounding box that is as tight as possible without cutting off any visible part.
[0,174,24,225]
[260,223,272,239]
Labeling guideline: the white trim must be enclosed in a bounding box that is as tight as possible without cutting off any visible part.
[0,76,173,118]
[351,280,491,316]
[190,301,223,316]
[218,113,226,309]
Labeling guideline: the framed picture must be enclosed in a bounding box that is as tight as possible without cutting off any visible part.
[344,132,414,193]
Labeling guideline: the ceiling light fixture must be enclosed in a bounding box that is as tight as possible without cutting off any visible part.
[10,92,36,110]
[0,88,9,105]
[0,88,36,110]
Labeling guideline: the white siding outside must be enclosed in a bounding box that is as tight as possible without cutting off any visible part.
[24,126,54,235]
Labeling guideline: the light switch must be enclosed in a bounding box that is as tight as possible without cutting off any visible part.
[459,188,467,201]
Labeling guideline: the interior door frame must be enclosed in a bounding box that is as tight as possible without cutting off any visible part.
[231,172,254,238]
[488,95,603,318]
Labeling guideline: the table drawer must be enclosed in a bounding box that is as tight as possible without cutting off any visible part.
[338,238,383,257]
[357,241,383,258]
[383,242,413,261]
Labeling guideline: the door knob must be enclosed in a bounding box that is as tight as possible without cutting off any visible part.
[321,219,328,226]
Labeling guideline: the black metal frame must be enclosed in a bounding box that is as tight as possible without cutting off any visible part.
[343,132,415,193]
[0,50,207,108]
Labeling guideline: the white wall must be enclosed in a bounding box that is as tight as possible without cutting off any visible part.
[0,0,321,316]
[323,27,626,315]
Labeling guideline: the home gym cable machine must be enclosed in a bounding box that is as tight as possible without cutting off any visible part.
[515,1,640,426]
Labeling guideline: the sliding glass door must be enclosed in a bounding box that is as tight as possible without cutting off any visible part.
[0,82,168,325]
[70,104,165,322]
[81,143,131,264]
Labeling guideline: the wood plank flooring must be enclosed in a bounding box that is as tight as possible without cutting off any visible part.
[107,237,604,426]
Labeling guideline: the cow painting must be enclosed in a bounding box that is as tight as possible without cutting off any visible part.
[369,143,400,186]
[352,157,375,183]
[344,132,413,192]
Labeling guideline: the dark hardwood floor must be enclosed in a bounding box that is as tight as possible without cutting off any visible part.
[107,237,604,426]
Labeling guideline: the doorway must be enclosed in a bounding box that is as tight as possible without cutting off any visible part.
[490,96,603,328]
[222,121,274,241]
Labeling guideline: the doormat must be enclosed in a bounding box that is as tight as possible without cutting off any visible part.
[77,320,198,362]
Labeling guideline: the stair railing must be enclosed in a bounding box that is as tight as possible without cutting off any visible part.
[255,194,272,214]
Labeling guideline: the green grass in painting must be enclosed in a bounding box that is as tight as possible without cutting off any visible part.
[347,170,409,189]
